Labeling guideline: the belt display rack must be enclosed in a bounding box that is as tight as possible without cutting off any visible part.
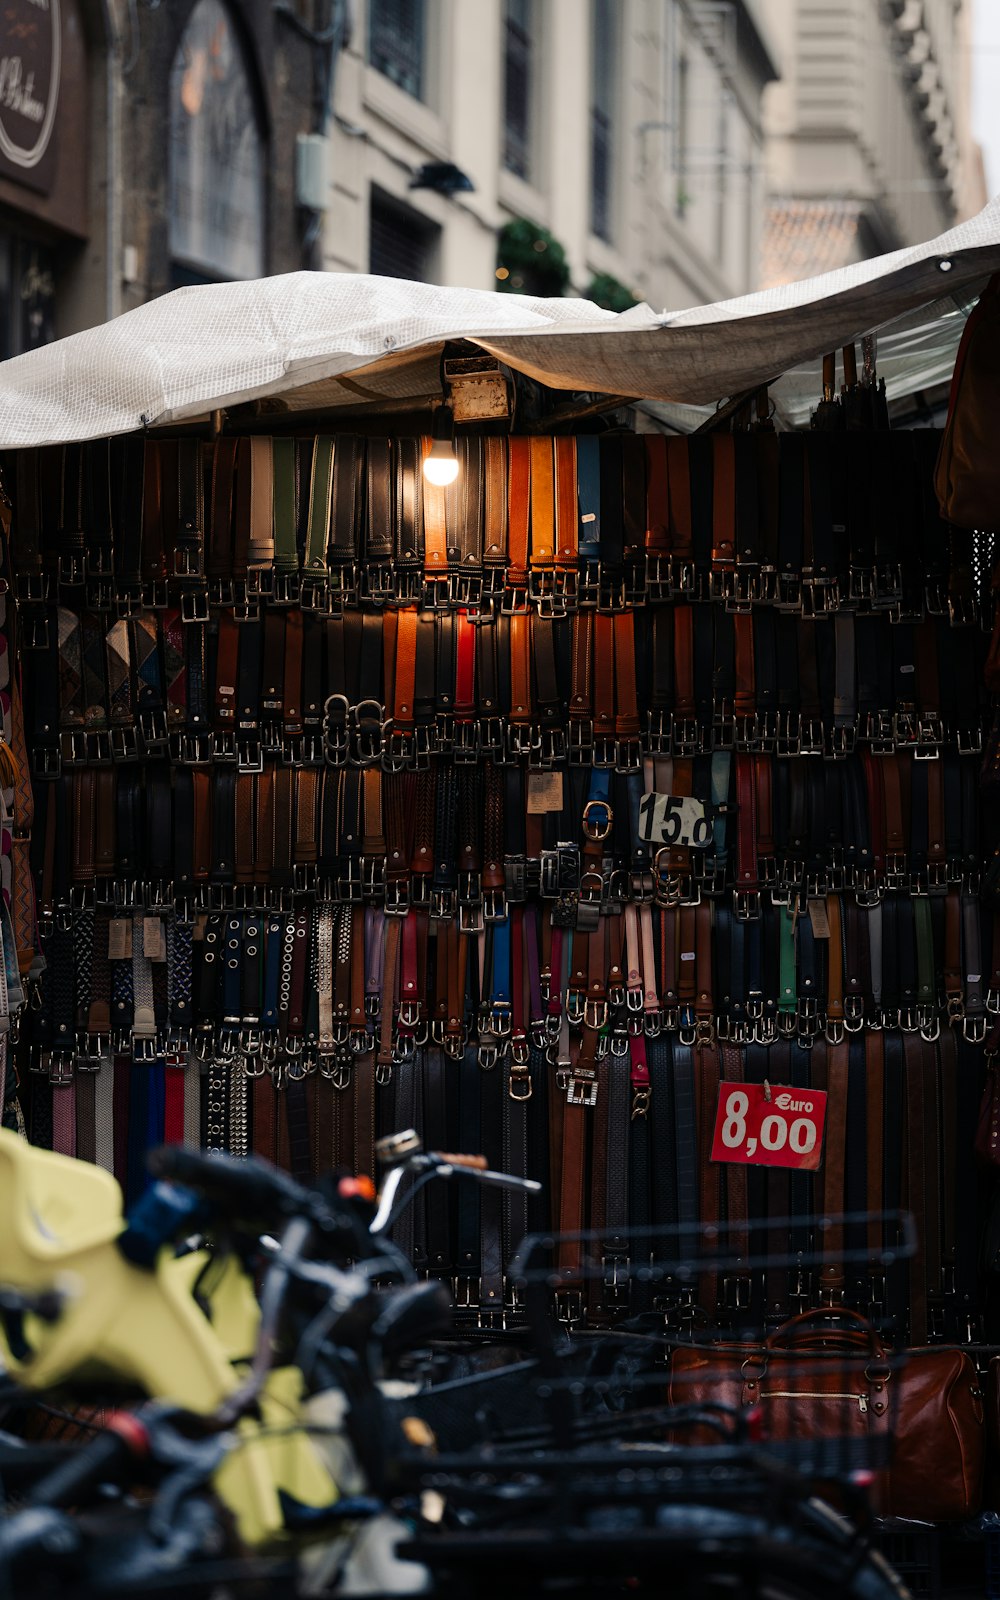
[0,423,991,1338]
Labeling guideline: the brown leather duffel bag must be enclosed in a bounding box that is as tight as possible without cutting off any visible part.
[667,1308,984,1523]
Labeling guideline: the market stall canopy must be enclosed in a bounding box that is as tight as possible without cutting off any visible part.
[2,197,1000,448]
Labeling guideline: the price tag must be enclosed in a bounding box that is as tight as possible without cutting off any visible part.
[710,1081,827,1172]
[637,793,713,849]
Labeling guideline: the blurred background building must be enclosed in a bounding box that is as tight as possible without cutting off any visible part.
[0,0,987,362]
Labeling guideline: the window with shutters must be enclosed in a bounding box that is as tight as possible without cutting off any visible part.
[369,188,439,283]
[590,0,618,242]
[168,0,266,284]
[368,0,427,101]
[503,0,536,182]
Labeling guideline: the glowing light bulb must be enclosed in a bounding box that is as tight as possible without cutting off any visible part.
[423,439,460,486]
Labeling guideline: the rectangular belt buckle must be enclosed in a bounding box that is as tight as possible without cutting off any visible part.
[597,565,626,612]
[139,708,170,753]
[299,573,331,613]
[567,720,594,765]
[58,550,86,587]
[430,887,457,922]
[645,709,669,756]
[86,576,115,611]
[271,570,299,606]
[212,730,238,764]
[829,724,856,758]
[531,726,566,769]
[482,887,508,924]
[500,581,531,616]
[712,711,736,751]
[383,880,410,917]
[60,729,90,767]
[245,566,273,601]
[774,572,801,612]
[238,738,264,774]
[15,571,50,604]
[576,563,600,607]
[362,564,394,605]
[733,889,761,921]
[672,718,701,757]
[33,745,62,779]
[645,553,673,602]
[131,1033,159,1062]
[173,546,204,581]
[208,576,235,607]
[180,588,210,624]
[592,734,617,770]
[421,573,451,611]
[109,723,140,763]
[48,1052,75,1087]
[232,593,262,624]
[434,712,455,752]
[21,609,51,649]
[454,570,484,609]
[452,720,479,763]
[566,1067,598,1106]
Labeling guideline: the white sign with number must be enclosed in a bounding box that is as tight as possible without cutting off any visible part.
[637,793,713,849]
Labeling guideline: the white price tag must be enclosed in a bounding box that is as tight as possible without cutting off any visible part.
[637,793,713,849]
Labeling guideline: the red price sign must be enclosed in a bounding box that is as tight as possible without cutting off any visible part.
[710,1082,827,1172]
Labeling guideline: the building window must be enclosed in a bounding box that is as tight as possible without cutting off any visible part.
[168,0,266,284]
[503,0,536,182]
[368,0,426,101]
[369,188,439,282]
[590,0,618,242]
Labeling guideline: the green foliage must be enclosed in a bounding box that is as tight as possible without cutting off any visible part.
[496,218,570,296]
[585,272,639,313]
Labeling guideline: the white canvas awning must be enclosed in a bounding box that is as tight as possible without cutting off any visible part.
[1,197,999,448]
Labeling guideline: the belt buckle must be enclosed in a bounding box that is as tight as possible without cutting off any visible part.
[712,710,736,751]
[597,564,626,612]
[86,576,115,611]
[672,717,700,757]
[477,715,504,757]
[576,562,600,607]
[733,889,761,921]
[645,553,673,602]
[957,725,982,756]
[453,569,483,609]
[775,711,801,757]
[847,566,873,605]
[131,1032,159,1062]
[433,711,455,753]
[914,715,942,758]
[381,725,413,772]
[672,558,696,596]
[843,994,865,1031]
[591,733,617,770]
[60,729,91,767]
[271,570,300,606]
[31,743,61,781]
[615,735,642,772]
[458,899,484,934]
[347,699,384,766]
[568,719,595,765]
[505,721,534,761]
[139,708,170,753]
[322,694,349,765]
[531,726,566,769]
[623,561,645,607]
[645,708,669,756]
[452,720,479,763]
[15,571,50,605]
[383,880,410,917]
[180,588,210,624]
[482,887,507,924]
[232,591,261,624]
[829,723,856,758]
[566,1069,598,1107]
[500,579,531,616]
[244,566,272,603]
[299,573,331,613]
[708,567,734,604]
[430,887,457,922]
[775,572,802,612]
[421,572,451,611]
[874,562,903,608]
[58,550,86,587]
[730,568,758,611]
[173,545,204,581]
[799,717,824,755]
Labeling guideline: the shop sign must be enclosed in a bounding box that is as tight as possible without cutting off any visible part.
[710,1081,827,1172]
[0,0,60,194]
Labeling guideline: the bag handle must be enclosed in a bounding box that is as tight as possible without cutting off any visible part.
[765,1306,885,1359]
